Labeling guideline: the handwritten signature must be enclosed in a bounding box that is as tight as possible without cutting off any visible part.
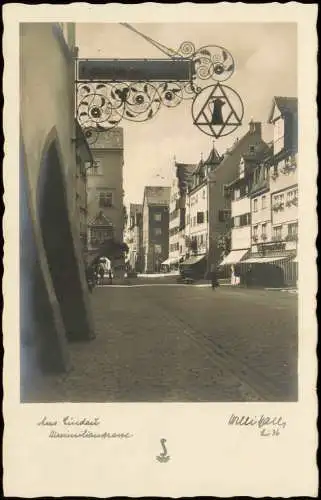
[37,416,133,439]
[228,413,287,437]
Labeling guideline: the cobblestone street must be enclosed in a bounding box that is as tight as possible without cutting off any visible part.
[24,284,298,402]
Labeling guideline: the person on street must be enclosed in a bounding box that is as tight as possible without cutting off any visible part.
[211,268,219,290]
[109,268,113,285]
[97,262,105,285]
[86,263,96,293]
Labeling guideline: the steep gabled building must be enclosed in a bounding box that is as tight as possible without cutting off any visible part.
[221,143,272,283]
[244,97,298,286]
[185,144,223,268]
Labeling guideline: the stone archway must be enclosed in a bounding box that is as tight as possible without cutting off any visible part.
[37,138,95,342]
[20,136,70,390]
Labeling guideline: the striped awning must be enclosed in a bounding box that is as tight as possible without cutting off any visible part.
[219,249,249,266]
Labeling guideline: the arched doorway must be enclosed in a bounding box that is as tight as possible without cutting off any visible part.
[37,139,95,341]
[20,139,70,391]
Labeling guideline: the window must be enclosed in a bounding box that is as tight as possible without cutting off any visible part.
[262,195,266,209]
[273,225,282,240]
[154,228,162,236]
[253,199,258,212]
[193,216,196,226]
[263,167,268,180]
[253,225,258,237]
[234,188,241,201]
[288,223,298,237]
[261,223,267,237]
[154,244,162,254]
[239,159,245,178]
[219,209,231,222]
[240,213,251,226]
[197,211,204,224]
[154,213,162,221]
[98,191,113,207]
[234,216,240,228]
[202,189,206,199]
[187,214,190,225]
[87,159,102,176]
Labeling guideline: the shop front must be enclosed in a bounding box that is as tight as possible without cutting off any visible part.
[219,248,250,285]
[179,254,207,281]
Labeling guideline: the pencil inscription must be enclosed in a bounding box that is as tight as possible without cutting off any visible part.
[228,413,287,436]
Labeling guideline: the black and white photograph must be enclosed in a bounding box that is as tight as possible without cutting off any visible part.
[19,20,300,403]
[3,3,318,498]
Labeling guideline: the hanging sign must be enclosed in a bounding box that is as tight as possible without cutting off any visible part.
[192,83,244,138]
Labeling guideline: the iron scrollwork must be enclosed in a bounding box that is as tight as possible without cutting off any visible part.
[76,43,242,140]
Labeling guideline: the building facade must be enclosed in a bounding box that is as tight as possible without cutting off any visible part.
[142,186,170,273]
[220,98,298,287]
[86,128,124,258]
[74,121,93,257]
[125,203,143,272]
[165,161,196,271]
[206,122,268,272]
[20,23,94,390]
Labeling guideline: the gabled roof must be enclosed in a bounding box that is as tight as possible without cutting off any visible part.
[207,125,268,182]
[204,143,222,167]
[143,186,171,205]
[194,158,205,175]
[268,96,298,123]
[88,211,114,227]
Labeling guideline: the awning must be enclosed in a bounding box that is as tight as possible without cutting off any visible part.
[219,249,249,266]
[243,256,291,264]
[180,254,206,266]
[161,257,180,266]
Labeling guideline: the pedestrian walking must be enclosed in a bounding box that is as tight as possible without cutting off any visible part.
[211,268,219,290]
[97,262,105,285]
[86,263,96,293]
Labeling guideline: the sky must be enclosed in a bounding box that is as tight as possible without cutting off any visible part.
[76,23,297,205]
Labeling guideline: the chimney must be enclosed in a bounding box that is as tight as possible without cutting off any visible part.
[249,120,261,136]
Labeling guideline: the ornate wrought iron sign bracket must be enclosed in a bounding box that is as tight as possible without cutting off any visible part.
[76,43,244,143]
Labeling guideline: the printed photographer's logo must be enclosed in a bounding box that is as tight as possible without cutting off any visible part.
[156,438,170,463]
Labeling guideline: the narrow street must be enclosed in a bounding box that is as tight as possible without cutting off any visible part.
[24,284,298,403]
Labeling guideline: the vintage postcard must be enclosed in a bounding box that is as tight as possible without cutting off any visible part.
[3,2,318,497]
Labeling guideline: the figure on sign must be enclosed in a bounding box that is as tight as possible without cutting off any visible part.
[210,97,225,125]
